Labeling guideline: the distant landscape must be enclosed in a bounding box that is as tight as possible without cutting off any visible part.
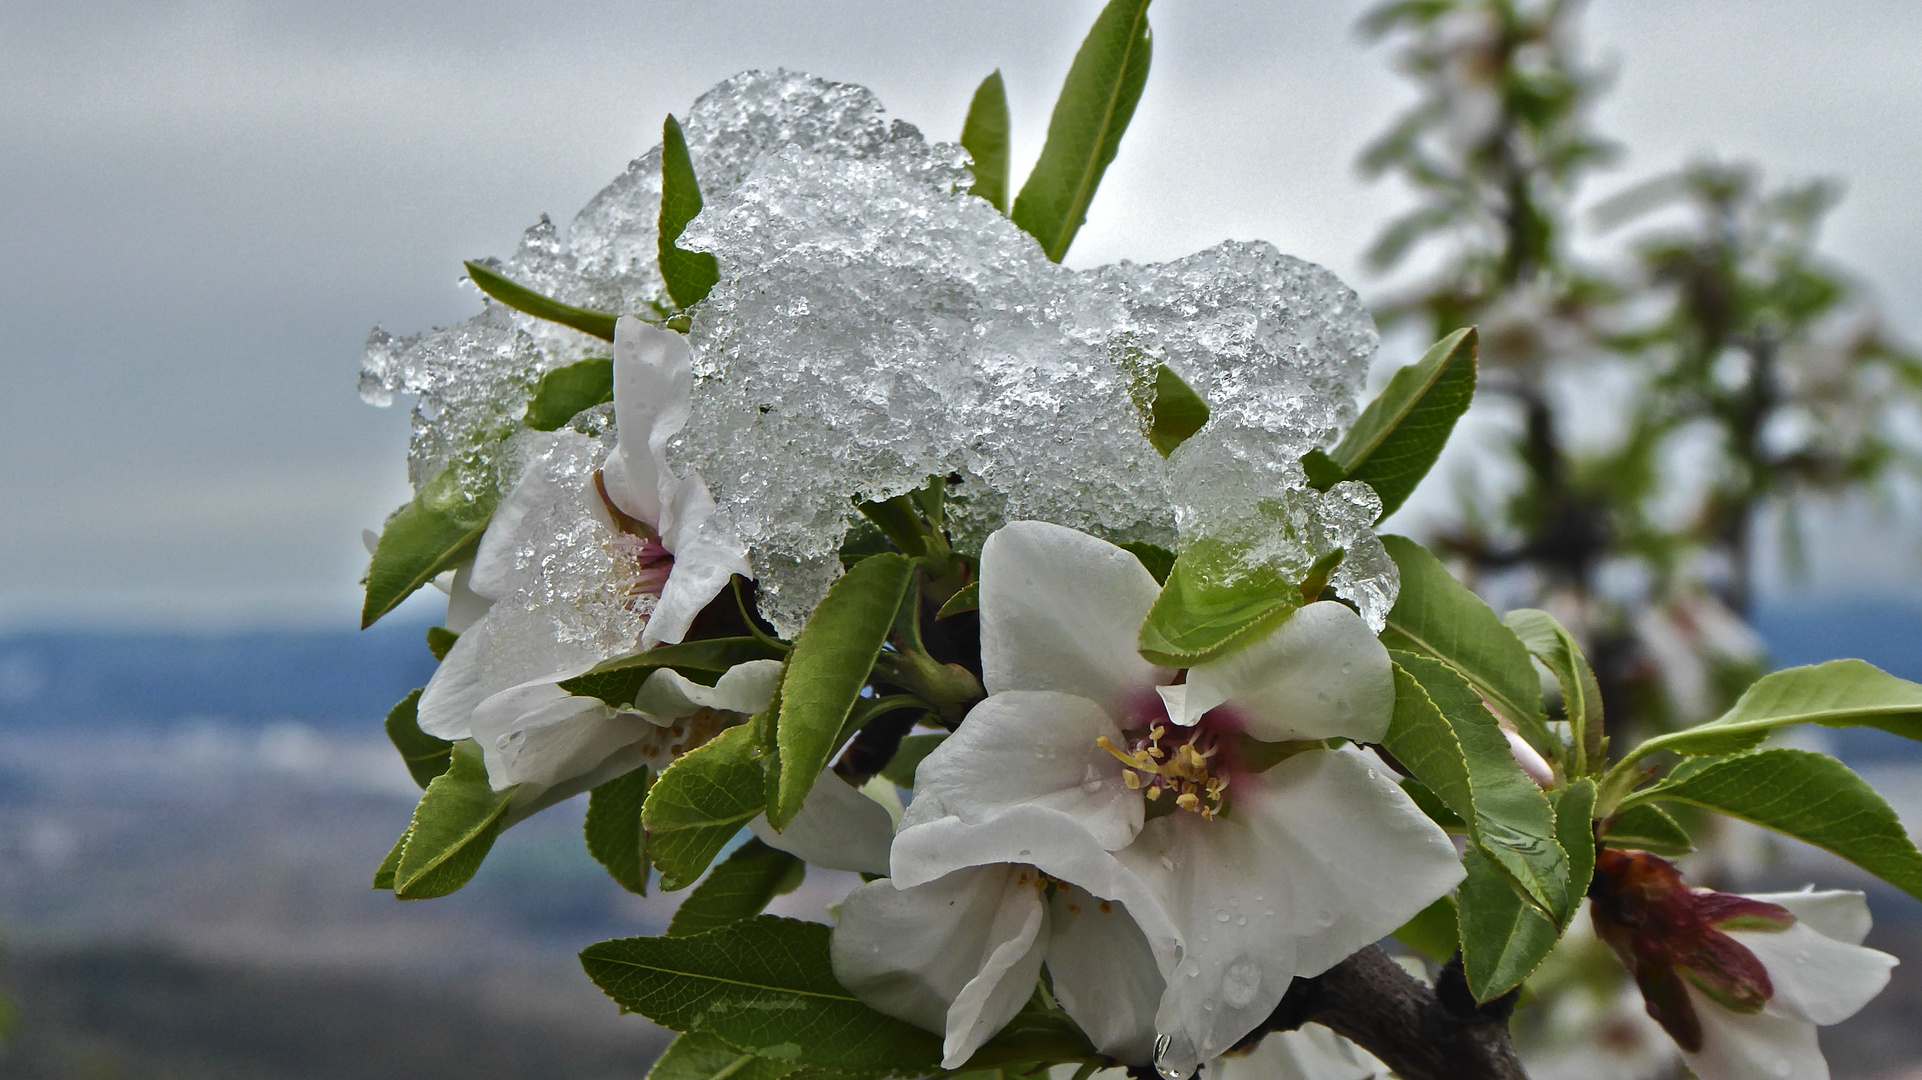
[1,600,1919,1078]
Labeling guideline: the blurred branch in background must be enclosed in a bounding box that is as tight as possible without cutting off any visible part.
[1361,0,1922,743]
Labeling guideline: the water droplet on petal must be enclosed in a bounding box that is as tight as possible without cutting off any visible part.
[1236,916,1247,926]
[1341,661,1353,674]
[1315,909,1336,928]
[1160,855,1177,872]
[1215,910,1231,923]
[1317,690,1332,704]
[1080,762,1106,793]
[1018,849,1032,859]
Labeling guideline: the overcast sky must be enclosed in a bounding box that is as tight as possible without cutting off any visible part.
[2,0,1918,629]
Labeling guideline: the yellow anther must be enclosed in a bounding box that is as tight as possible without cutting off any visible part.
[1177,792,1201,812]
[1123,770,1142,790]
[1145,786,1163,800]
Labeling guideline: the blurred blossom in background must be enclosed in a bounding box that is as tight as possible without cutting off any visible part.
[1,1,1920,1076]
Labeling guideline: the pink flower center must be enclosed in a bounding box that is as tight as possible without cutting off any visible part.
[1096,687,1249,819]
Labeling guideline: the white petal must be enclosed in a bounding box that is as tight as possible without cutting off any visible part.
[471,677,652,793]
[1682,983,1830,1080]
[444,560,494,634]
[643,509,751,649]
[1728,921,1896,1026]
[750,771,895,876]
[1178,603,1394,742]
[469,458,557,601]
[608,318,693,530]
[831,868,1048,1069]
[891,805,1174,954]
[979,521,1170,712]
[1209,1027,1386,1080]
[907,690,1142,851]
[633,660,784,722]
[1046,885,1165,1066]
[1743,888,1872,945]
[1117,749,1463,1072]
[415,602,615,740]
[415,615,492,739]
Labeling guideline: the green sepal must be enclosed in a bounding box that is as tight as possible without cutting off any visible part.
[585,766,652,894]
[962,71,1012,214]
[666,838,804,937]
[560,637,786,706]
[1137,540,1300,668]
[579,917,944,1071]
[1634,748,1922,902]
[1378,534,1555,758]
[643,715,772,891]
[1009,0,1153,262]
[660,114,720,310]
[361,480,496,628]
[1146,364,1209,457]
[524,357,615,431]
[391,740,513,900]
[464,260,618,341]
[1507,608,1605,776]
[1324,327,1477,519]
[385,688,453,788]
[769,553,915,829]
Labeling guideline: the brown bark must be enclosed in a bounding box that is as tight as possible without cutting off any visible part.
[1251,947,1530,1080]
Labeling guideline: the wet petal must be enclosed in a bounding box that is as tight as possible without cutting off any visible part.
[979,521,1170,711]
[1116,748,1463,1071]
[633,660,783,722]
[905,690,1142,851]
[471,677,650,793]
[831,867,1048,1069]
[643,499,751,649]
[1207,1027,1387,1080]
[1177,602,1394,741]
[751,770,895,876]
[1745,888,1873,946]
[607,318,693,530]
[1729,920,1895,1026]
[1046,885,1165,1066]
[1682,983,1828,1080]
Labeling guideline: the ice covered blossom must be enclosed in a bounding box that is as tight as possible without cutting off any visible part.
[830,521,1462,1076]
[1589,849,1897,1080]
[414,318,749,801]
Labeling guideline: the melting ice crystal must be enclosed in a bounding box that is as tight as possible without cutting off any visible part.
[362,69,1399,638]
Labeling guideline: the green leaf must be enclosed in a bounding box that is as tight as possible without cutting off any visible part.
[385,688,453,788]
[1117,541,1175,585]
[392,741,513,900]
[1552,778,1597,930]
[1392,895,1460,965]
[1507,609,1605,776]
[1378,534,1555,757]
[1603,804,1694,857]
[1325,328,1477,519]
[586,767,652,894]
[1637,748,1922,902]
[361,484,495,628]
[1137,540,1299,668]
[961,71,1012,214]
[1386,654,1571,924]
[425,625,459,661]
[561,638,786,706]
[372,831,407,891]
[1300,448,1348,491]
[524,357,615,431]
[579,917,943,1071]
[667,838,805,937]
[1457,844,1560,1002]
[936,581,979,620]
[880,733,948,789]
[1634,660,1922,760]
[1146,364,1209,457]
[464,260,619,341]
[1009,0,1153,262]
[1400,778,1465,831]
[644,717,772,891]
[770,554,915,829]
[660,114,721,310]
[647,1032,799,1080]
